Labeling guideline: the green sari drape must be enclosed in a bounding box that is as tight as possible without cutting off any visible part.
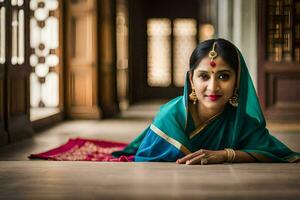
[113,48,300,163]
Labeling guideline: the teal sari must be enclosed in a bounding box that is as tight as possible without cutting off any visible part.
[113,49,300,163]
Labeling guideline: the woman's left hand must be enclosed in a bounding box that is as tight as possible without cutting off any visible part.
[176,149,227,165]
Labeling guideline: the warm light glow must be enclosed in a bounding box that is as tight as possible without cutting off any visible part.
[0,7,5,64]
[30,0,60,112]
[147,18,171,87]
[30,73,40,107]
[36,44,49,57]
[18,0,24,6]
[173,19,197,87]
[46,0,58,10]
[46,54,59,66]
[30,54,38,66]
[35,8,49,21]
[116,1,129,111]
[44,16,59,49]
[35,63,49,77]
[41,72,59,107]
[18,10,24,64]
[199,24,215,42]
[11,0,17,6]
[30,18,40,48]
[30,0,38,10]
[11,10,18,65]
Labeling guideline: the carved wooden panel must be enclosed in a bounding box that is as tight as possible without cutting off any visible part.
[70,67,93,107]
[0,78,8,146]
[0,80,3,122]
[6,0,33,142]
[258,0,300,121]
[9,79,26,116]
[69,14,93,63]
[265,72,300,119]
[7,76,33,142]
[70,0,94,9]
[97,0,119,117]
[66,0,100,119]
[116,0,129,111]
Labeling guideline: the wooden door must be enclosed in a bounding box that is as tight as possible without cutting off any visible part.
[65,0,100,119]
[258,0,300,121]
[0,0,8,146]
[129,0,199,103]
[6,0,33,142]
[97,0,119,117]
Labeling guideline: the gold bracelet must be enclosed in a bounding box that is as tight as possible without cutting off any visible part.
[224,148,236,163]
[224,148,230,162]
[231,149,236,162]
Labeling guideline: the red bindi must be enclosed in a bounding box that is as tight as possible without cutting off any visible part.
[210,61,216,67]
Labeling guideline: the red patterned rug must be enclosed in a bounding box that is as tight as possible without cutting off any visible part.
[29,138,133,162]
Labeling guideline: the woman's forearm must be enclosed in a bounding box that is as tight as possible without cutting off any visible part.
[232,150,257,163]
[230,150,272,163]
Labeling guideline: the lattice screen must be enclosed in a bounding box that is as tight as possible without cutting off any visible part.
[29,0,59,108]
[0,0,5,65]
[11,0,25,65]
[267,0,300,63]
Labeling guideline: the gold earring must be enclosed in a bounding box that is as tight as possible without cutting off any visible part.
[229,89,239,107]
[189,88,198,104]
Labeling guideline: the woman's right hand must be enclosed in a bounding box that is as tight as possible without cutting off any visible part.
[176,149,227,165]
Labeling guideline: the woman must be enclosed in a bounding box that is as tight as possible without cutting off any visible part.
[112,38,300,164]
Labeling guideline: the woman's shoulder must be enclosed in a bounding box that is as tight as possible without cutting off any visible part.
[159,96,183,111]
[240,112,266,134]
[154,96,185,121]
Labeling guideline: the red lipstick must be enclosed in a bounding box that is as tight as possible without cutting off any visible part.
[206,95,222,101]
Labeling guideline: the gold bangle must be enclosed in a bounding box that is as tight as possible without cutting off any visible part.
[231,149,236,162]
[224,148,235,163]
[224,149,230,162]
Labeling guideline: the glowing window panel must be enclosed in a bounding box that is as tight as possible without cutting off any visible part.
[173,19,197,87]
[17,0,23,6]
[116,0,129,111]
[41,72,59,107]
[11,9,18,65]
[11,0,17,6]
[0,7,5,64]
[44,16,59,49]
[30,0,38,10]
[30,0,60,112]
[18,10,24,64]
[30,18,40,48]
[30,73,40,107]
[147,18,171,87]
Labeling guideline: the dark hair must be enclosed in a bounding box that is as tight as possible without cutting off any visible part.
[189,38,239,75]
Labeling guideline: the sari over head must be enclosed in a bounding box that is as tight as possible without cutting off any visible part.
[112,42,300,163]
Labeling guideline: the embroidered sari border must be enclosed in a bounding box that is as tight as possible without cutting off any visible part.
[189,110,223,139]
[150,124,191,155]
[286,154,300,163]
[189,125,206,139]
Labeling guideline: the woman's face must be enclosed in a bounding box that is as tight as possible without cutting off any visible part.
[190,56,237,112]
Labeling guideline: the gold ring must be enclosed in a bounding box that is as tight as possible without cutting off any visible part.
[200,158,208,165]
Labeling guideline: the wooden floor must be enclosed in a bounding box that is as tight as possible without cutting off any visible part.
[0,101,300,200]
